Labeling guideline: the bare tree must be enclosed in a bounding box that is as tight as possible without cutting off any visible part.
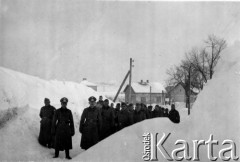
[166,34,227,107]
[185,48,208,89]
[204,34,227,79]
[166,58,200,108]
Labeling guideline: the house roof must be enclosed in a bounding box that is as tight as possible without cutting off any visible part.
[166,82,200,95]
[81,80,97,86]
[124,82,166,93]
[165,85,174,93]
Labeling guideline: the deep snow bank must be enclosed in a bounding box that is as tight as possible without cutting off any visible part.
[75,42,240,162]
[0,66,103,114]
[0,66,105,161]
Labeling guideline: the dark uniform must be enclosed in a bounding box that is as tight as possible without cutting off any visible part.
[52,97,74,159]
[117,103,133,130]
[97,96,104,106]
[100,99,115,140]
[164,108,169,117]
[133,110,146,123]
[168,104,180,123]
[80,96,102,150]
[39,99,56,147]
[113,103,121,132]
[147,106,153,119]
[159,107,164,117]
[153,106,160,118]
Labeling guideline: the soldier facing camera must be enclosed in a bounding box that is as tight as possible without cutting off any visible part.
[52,97,75,160]
[80,96,102,150]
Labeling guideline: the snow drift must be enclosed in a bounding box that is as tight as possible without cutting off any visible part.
[0,66,105,161]
[75,42,240,162]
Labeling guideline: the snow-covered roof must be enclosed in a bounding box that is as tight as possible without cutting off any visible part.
[125,82,166,93]
[81,80,97,86]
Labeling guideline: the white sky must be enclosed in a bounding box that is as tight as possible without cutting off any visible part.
[0,1,240,84]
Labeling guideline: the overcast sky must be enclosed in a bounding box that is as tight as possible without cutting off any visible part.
[1,1,240,85]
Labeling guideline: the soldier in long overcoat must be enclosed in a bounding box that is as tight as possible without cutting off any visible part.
[39,98,56,148]
[80,96,102,150]
[52,97,75,159]
[100,99,115,140]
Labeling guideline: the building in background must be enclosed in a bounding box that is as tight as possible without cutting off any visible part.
[165,83,198,104]
[123,80,166,105]
[81,78,97,91]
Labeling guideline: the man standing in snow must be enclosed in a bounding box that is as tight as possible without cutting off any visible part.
[152,105,160,118]
[113,103,121,132]
[38,98,56,148]
[133,103,146,123]
[168,104,180,123]
[100,99,115,140]
[147,105,153,118]
[117,102,133,130]
[80,96,102,150]
[52,97,75,159]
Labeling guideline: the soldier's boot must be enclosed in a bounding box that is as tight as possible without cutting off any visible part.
[53,149,59,158]
[65,149,72,160]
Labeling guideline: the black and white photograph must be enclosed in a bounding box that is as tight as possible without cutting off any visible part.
[0,0,240,161]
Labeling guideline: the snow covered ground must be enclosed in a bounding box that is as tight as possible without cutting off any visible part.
[0,66,105,161]
[0,41,240,161]
[75,41,240,162]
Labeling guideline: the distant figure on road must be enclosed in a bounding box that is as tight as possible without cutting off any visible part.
[39,98,56,148]
[168,104,180,123]
[80,96,102,150]
[52,97,75,159]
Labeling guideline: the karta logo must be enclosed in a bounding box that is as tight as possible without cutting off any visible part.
[142,133,239,161]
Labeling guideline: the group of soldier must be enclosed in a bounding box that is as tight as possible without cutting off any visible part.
[38,96,180,160]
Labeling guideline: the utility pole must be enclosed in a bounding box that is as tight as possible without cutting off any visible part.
[113,71,130,102]
[162,90,165,105]
[150,86,152,106]
[188,65,191,115]
[129,58,134,104]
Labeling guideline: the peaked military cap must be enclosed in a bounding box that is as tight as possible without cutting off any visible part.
[60,97,68,103]
[44,98,50,102]
[104,99,109,102]
[88,96,97,102]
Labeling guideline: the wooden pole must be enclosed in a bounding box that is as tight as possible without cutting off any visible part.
[150,86,152,106]
[162,90,164,105]
[188,65,191,115]
[129,58,133,104]
[113,70,130,102]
